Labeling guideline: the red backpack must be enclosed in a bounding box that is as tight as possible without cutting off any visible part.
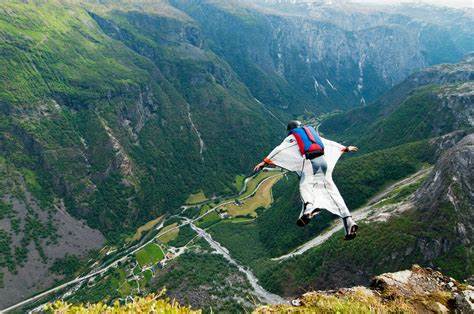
[289,126,325,159]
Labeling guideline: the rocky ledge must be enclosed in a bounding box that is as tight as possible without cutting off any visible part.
[257,265,473,313]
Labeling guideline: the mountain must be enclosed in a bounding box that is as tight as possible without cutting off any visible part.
[172,0,473,111]
[0,0,281,306]
[153,59,472,307]
[256,265,474,313]
[39,266,474,313]
[201,59,473,298]
[0,0,473,311]
[321,54,474,152]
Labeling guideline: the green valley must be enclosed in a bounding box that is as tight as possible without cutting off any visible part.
[0,1,473,313]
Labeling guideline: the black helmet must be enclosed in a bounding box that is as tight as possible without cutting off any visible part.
[287,120,302,131]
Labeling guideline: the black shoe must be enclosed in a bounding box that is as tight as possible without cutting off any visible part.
[343,217,358,240]
[296,208,321,227]
[296,215,311,227]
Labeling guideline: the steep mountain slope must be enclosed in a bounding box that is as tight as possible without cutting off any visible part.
[36,266,474,313]
[257,266,474,313]
[14,132,471,312]
[321,55,474,152]
[172,0,473,112]
[0,0,282,306]
[0,0,472,310]
[193,58,473,300]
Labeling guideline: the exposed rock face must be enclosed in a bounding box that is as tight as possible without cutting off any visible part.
[412,55,474,86]
[1,0,472,309]
[372,265,474,313]
[257,265,474,313]
[0,209,104,309]
[455,289,474,313]
[260,131,473,296]
[436,82,474,133]
[415,133,474,246]
[172,0,473,112]
[0,184,104,308]
[321,56,473,152]
[377,54,474,112]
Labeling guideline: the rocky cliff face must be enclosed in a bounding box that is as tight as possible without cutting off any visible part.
[321,56,474,152]
[415,133,474,249]
[376,54,474,111]
[257,131,473,297]
[0,0,472,309]
[257,265,474,313]
[172,0,473,112]
[35,266,474,313]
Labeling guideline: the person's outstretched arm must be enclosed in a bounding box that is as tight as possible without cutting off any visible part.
[253,160,268,173]
[341,145,358,153]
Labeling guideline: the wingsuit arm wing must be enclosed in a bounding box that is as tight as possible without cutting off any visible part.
[320,137,347,176]
[263,135,304,173]
[262,135,346,175]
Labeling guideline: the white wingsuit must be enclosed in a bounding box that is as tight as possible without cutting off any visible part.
[263,135,351,219]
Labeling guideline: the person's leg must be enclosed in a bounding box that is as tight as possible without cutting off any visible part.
[297,157,326,226]
[297,165,315,226]
[322,179,358,239]
[342,216,358,240]
[323,179,351,218]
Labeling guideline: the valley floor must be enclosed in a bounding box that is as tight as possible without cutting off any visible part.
[3,170,286,312]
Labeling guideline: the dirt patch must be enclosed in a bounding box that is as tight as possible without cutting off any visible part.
[0,197,104,309]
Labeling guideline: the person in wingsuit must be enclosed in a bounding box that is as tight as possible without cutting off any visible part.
[253,120,359,240]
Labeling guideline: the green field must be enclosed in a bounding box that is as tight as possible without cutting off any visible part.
[143,269,153,282]
[239,171,279,199]
[135,243,164,268]
[132,265,140,276]
[185,191,208,205]
[156,223,179,244]
[127,216,163,243]
[233,174,246,191]
[227,174,283,217]
[196,211,221,229]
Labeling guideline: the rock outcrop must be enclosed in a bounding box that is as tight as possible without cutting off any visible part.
[415,133,474,246]
[257,265,474,313]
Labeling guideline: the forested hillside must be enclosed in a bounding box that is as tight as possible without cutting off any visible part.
[258,132,473,296]
[172,0,473,111]
[0,0,282,305]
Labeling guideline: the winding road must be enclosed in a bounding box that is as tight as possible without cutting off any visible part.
[1,171,284,313]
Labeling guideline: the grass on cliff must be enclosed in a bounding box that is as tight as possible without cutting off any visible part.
[44,294,200,313]
[255,288,416,314]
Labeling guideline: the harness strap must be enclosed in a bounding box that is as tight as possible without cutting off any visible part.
[291,132,306,155]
